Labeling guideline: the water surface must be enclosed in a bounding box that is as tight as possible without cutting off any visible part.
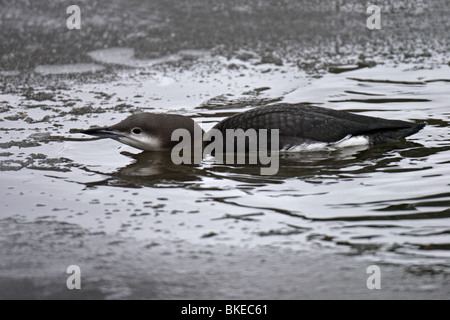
[1,56,449,270]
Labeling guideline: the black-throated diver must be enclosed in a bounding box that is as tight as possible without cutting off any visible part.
[80,103,425,151]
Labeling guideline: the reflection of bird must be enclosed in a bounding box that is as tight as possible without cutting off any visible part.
[81,103,425,151]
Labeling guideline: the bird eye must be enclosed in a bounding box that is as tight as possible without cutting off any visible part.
[132,128,142,135]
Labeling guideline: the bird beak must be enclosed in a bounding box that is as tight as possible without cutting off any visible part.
[81,127,125,139]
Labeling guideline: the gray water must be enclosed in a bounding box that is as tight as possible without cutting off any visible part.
[1,0,450,299]
[1,51,449,265]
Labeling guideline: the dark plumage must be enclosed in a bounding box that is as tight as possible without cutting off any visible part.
[212,104,425,147]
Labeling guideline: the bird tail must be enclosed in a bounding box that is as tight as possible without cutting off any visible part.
[368,122,426,145]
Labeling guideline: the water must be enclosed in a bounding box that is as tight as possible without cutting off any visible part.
[1,51,449,263]
[1,50,449,298]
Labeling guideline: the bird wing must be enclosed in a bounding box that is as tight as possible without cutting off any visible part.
[212,104,421,143]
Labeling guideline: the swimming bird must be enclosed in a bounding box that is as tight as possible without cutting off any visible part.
[80,103,425,151]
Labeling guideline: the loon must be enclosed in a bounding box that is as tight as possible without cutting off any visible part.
[80,103,425,151]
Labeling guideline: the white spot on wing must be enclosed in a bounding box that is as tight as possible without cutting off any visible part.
[281,135,370,152]
[282,142,329,152]
[333,135,370,148]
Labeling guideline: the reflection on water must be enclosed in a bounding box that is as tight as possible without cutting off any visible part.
[0,60,449,268]
[82,151,205,188]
